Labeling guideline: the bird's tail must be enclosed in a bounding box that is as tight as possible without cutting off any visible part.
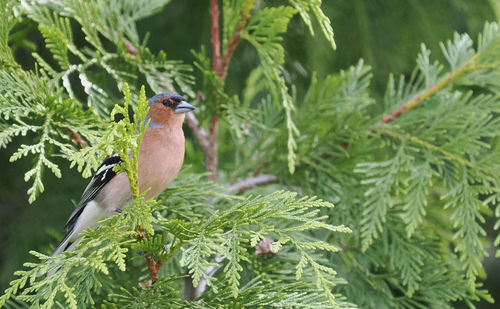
[51,231,73,257]
[46,232,82,277]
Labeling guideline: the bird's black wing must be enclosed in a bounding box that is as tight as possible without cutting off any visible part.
[64,154,123,232]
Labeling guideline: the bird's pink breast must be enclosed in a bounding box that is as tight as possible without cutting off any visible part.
[138,127,185,199]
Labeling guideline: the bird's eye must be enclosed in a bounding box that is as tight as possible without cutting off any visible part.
[162,99,173,106]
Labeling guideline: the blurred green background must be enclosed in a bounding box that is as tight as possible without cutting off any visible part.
[1,0,499,307]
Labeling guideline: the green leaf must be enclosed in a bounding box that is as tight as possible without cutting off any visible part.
[242,6,299,173]
[288,0,336,49]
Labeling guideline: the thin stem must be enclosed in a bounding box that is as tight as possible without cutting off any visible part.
[123,38,138,56]
[145,255,160,283]
[253,162,267,176]
[219,5,251,80]
[185,113,210,153]
[136,227,166,284]
[67,128,88,148]
[225,174,278,195]
[376,53,480,126]
[383,130,476,168]
[206,116,219,181]
[135,227,160,283]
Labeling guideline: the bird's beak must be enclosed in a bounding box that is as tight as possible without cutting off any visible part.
[175,101,196,114]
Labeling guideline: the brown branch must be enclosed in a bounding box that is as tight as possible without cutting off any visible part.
[211,0,221,74]
[219,9,250,80]
[145,255,159,283]
[205,0,223,181]
[376,53,480,127]
[253,162,268,177]
[123,38,138,56]
[185,112,217,180]
[67,128,88,148]
[185,112,219,180]
[206,117,219,181]
[205,1,253,181]
[185,113,210,152]
[225,174,278,195]
[135,226,164,284]
[205,0,253,181]
[144,255,164,284]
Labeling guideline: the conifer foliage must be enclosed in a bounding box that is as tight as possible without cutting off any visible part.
[1,0,500,308]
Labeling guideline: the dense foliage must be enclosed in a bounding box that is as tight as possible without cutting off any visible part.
[1,0,499,308]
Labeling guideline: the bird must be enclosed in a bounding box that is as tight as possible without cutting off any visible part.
[51,93,195,256]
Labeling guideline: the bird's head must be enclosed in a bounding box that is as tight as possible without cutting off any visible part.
[146,93,195,128]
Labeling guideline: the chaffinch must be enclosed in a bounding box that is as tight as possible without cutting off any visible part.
[51,93,195,256]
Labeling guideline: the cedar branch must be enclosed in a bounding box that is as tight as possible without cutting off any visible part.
[253,162,268,176]
[145,255,159,283]
[206,0,222,181]
[185,113,210,154]
[376,53,480,126]
[204,0,254,181]
[225,174,278,195]
[383,130,477,168]
[136,227,164,284]
[67,128,88,148]
[219,7,250,80]
[211,0,221,74]
[206,116,219,181]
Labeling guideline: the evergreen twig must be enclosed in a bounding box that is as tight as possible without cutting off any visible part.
[67,128,88,148]
[219,1,253,81]
[376,53,480,126]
